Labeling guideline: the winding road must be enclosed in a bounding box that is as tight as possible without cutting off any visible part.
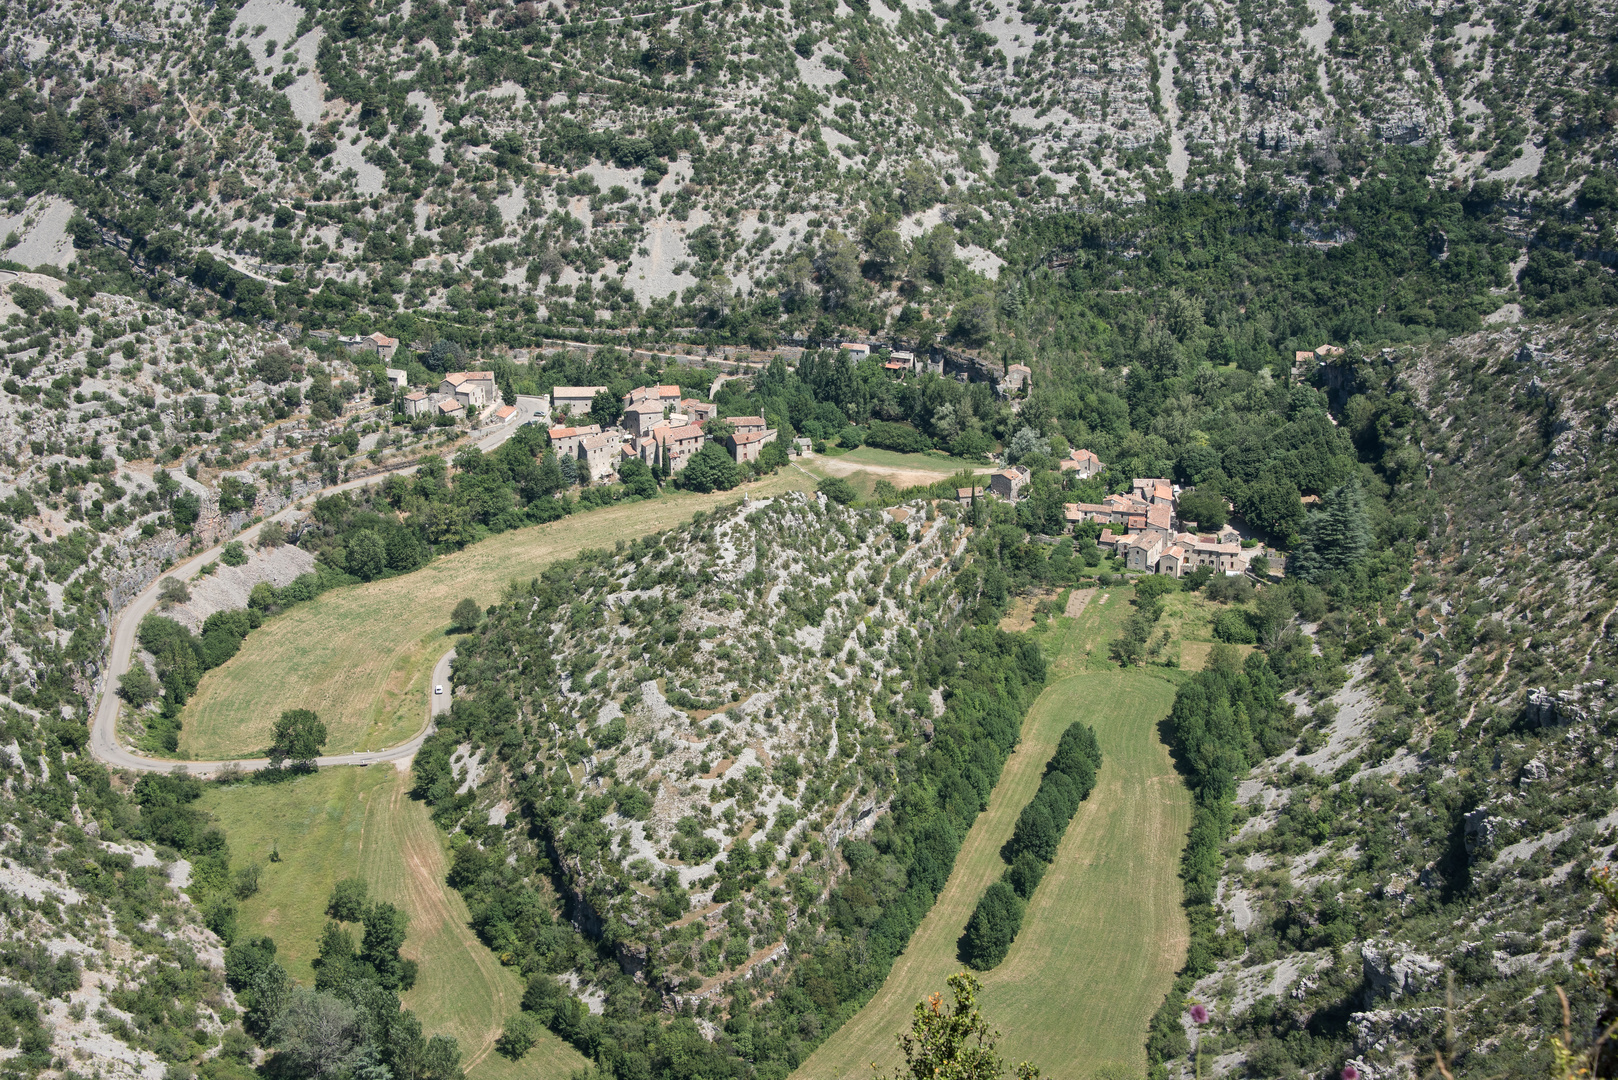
[86,400,538,776]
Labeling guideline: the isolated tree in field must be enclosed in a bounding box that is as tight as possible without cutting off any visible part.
[451,597,482,632]
[884,972,1040,1080]
[961,881,1024,970]
[328,877,369,922]
[269,709,328,769]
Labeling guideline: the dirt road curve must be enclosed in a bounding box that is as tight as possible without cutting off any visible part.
[84,404,531,775]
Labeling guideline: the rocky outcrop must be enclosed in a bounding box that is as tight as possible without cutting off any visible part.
[1361,943,1443,1005]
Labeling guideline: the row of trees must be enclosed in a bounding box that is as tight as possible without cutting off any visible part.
[961,723,1101,969]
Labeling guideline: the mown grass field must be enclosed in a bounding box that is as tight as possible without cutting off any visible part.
[796,588,1192,1080]
[803,446,987,500]
[179,471,812,760]
[199,767,588,1080]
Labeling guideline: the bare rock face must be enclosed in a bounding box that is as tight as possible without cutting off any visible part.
[1360,943,1443,1005]
[1463,808,1494,862]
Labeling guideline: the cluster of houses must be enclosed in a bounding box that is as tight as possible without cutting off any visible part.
[397,369,516,424]
[960,449,1262,578]
[547,383,780,484]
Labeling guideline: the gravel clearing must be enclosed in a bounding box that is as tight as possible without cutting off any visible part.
[164,545,318,633]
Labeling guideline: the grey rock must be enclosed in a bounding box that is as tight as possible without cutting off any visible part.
[1361,943,1443,1004]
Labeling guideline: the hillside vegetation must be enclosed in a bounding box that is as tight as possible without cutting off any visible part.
[1143,315,1618,1080]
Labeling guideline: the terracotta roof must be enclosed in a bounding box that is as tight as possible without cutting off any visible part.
[494,405,517,419]
[1146,505,1173,530]
[654,424,705,444]
[730,429,774,445]
[959,487,985,498]
[367,331,399,347]
[548,423,601,439]
[580,433,617,450]
[445,371,493,384]
[552,385,607,397]
[728,415,767,427]
[884,361,907,370]
[404,391,427,401]
[437,399,463,414]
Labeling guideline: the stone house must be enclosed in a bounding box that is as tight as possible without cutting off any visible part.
[551,385,608,417]
[680,398,718,423]
[1132,477,1174,506]
[437,398,464,418]
[403,391,433,418]
[727,415,769,436]
[1059,448,1103,477]
[385,367,409,389]
[1126,532,1167,572]
[549,423,602,458]
[839,342,871,360]
[728,428,778,463]
[577,432,623,482]
[957,486,986,504]
[625,384,682,410]
[623,402,666,436]
[439,371,496,410]
[988,465,1032,503]
[366,332,400,360]
[1000,363,1032,396]
[651,423,707,472]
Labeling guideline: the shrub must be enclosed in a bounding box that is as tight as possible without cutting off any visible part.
[1213,608,1258,644]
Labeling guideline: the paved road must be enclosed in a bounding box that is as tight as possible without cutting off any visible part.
[82,404,527,776]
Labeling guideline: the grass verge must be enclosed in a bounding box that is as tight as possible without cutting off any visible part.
[794,590,1191,1080]
[199,766,589,1080]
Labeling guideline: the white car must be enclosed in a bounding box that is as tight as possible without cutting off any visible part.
[434,685,444,695]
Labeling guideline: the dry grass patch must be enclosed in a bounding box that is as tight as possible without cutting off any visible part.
[179,473,810,759]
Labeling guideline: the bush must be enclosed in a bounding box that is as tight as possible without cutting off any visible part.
[221,541,248,567]
[817,476,857,505]
[1213,608,1258,644]
[865,420,932,454]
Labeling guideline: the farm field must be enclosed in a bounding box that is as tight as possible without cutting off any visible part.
[804,446,988,497]
[178,470,812,760]
[199,766,588,1080]
[795,588,1191,1080]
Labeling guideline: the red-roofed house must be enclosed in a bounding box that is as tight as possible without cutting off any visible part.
[680,399,717,423]
[1059,448,1103,477]
[403,391,433,418]
[549,423,602,457]
[492,404,517,424]
[652,424,707,472]
[437,398,464,416]
[440,371,496,409]
[727,416,769,436]
[727,427,778,463]
[988,465,1031,503]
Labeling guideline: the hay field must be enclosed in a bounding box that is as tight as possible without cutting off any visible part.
[199,767,588,1080]
[796,589,1190,1080]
